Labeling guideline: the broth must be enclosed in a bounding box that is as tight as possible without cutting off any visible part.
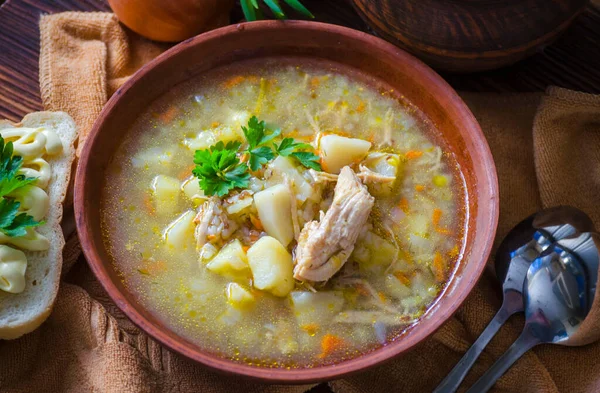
[101,59,465,368]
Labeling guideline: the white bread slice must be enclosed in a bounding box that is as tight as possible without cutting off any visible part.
[0,112,77,339]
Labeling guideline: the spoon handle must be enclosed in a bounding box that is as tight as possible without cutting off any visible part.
[433,305,514,393]
[465,326,541,393]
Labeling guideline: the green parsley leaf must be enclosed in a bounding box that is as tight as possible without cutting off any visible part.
[291,151,322,171]
[0,137,43,237]
[1,210,44,237]
[0,193,43,237]
[192,141,250,197]
[274,137,312,156]
[0,138,36,198]
[241,116,280,170]
[274,137,322,170]
[248,146,275,171]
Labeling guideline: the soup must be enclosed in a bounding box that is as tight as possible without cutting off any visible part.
[101,59,465,368]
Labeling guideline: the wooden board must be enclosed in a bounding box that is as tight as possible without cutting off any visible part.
[1,0,600,122]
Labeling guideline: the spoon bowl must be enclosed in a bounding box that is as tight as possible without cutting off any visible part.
[434,206,594,393]
[466,231,600,393]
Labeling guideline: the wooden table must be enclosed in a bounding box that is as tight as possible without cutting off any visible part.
[0,1,599,391]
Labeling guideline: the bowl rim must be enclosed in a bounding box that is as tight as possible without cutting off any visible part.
[75,20,498,383]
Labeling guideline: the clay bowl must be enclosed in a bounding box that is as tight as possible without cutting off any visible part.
[351,0,590,72]
[75,21,498,383]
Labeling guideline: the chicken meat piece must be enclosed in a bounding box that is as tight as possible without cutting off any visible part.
[194,197,238,248]
[294,166,375,282]
[308,166,395,184]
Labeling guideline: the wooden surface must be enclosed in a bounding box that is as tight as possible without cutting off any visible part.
[351,0,590,71]
[1,0,600,122]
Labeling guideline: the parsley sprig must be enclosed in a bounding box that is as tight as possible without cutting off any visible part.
[241,117,281,171]
[274,138,321,171]
[0,136,43,237]
[192,141,250,197]
[193,116,322,197]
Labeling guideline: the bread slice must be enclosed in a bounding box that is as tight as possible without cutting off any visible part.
[0,112,77,339]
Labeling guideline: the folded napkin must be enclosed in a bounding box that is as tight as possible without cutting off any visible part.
[2,11,597,393]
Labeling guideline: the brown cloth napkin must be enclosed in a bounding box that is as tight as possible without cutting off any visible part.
[1,11,598,393]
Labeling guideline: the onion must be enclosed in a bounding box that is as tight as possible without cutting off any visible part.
[108,0,235,42]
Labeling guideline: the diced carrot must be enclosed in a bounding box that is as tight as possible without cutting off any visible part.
[433,208,442,227]
[211,121,220,128]
[405,150,423,160]
[206,234,217,242]
[310,77,320,89]
[250,215,264,231]
[301,323,320,336]
[222,75,246,89]
[393,271,411,287]
[319,156,328,173]
[398,197,409,214]
[158,107,178,124]
[143,194,155,215]
[318,334,345,359]
[242,245,250,253]
[177,164,195,181]
[432,208,452,235]
[356,100,366,113]
[415,185,425,192]
[433,251,445,282]
[377,291,387,303]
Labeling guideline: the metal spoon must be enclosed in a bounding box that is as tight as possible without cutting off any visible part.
[433,206,594,393]
[465,232,599,393]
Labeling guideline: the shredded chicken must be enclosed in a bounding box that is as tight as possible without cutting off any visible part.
[194,197,238,248]
[305,108,320,134]
[284,175,301,241]
[357,164,395,183]
[308,167,395,184]
[308,169,338,183]
[293,167,374,282]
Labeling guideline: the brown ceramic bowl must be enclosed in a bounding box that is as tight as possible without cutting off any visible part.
[75,21,498,383]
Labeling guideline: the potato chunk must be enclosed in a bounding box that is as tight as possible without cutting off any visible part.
[151,175,180,214]
[181,177,206,204]
[226,282,256,309]
[365,153,403,196]
[163,210,195,249]
[254,185,294,247]
[207,239,249,274]
[319,135,371,174]
[268,156,314,202]
[290,291,344,327]
[352,231,398,268]
[247,236,294,297]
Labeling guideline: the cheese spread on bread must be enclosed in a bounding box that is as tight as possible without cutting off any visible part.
[0,126,63,293]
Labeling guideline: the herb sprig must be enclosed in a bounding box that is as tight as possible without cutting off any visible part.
[0,136,43,237]
[192,141,250,197]
[193,116,322,197]
[274,138,321,170]
[242,117,280,171]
